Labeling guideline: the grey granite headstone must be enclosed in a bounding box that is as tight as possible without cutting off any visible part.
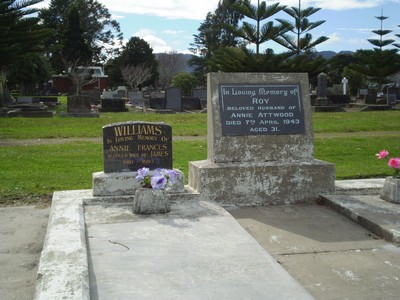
[192,88,207,100]
[149,92,165,109]
[101,91,114,99]
[129,91,144,106]
[188,72,335,205]
[103,121,172,173]
[16,96,33,104]
[317,73,328,98]
[365,94,377,104]
[165,87,182,110]
[359,89,368,96]
[316,72,329,105]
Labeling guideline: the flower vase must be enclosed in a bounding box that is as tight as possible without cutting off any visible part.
[380,177,400,204]
[133,188,170,214]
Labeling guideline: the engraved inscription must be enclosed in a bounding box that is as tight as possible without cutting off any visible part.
[103,122,172,173]
[220,84,305,136]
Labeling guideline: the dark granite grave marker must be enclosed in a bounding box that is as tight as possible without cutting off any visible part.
[219,84,305,136]
[103,122,172,173]
[165,87,182,110]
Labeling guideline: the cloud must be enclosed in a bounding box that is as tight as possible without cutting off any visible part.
[134,29,172,53]
[98,0,218,20]
[348,38,369,46]
[32,0,396,19]
[268,0,388,11]
[162,30,186,36]
[326,32,341,43]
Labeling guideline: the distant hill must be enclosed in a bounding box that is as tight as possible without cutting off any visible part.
[318,50,355,59]
[155,51,356,74]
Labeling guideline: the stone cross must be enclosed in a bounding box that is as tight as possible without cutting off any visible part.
[341,77,348,95]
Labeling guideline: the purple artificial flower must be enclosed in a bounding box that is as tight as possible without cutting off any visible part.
[151,175,167,190]
[135,167,149,180]
[166,169,178,185]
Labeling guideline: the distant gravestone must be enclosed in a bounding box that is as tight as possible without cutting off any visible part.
[317,73,328,98]
[188,72,335,205]
[99,98,127,112]
[101,90,114,99]
[192,88,207,100]
[387,87,397,105]
[365,94,377,104]
[16,96,33,104]
[341,77,348,95]
[359,89,368,97]
[316,73,328,105]
[116,86,128,98]
[149,92,165,109]
[129,91,144,106]
[102,121,172,173]
[165,87,182,110]
[192,88,207,109]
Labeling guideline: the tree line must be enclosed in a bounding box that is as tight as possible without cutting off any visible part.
[1,0,400,107]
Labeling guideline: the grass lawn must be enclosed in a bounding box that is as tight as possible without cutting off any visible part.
[0,108,399,205]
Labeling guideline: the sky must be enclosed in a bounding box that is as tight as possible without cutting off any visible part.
[35,0,400,54]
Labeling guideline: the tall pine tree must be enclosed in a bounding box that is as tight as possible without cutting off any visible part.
[0,0,51,106]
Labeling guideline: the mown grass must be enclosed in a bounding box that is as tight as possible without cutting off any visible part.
[0,108,400,205]
[1,110,400,139]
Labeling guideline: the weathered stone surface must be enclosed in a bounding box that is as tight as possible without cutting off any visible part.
[92,169,185,197]
[207,73,314,163]
[380,177,400,203]
[133,188,170,214]
[188,72,336,205]
[189,159,335,205]
[34,190,90,300]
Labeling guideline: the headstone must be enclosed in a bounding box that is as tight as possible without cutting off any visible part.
[16,96,33,104]
[192,88,207,100]
[316,72,328,105]
[317,73,328,98]
[329,84,342,95]
[102,121,172,173]
[387,87,397,106]
[188,72,335,205]
[116,86,128,98]
[129,91,144,106]
[341,77,348,95]
[67,95,91,113]
[387,94,396,106]
[165,87,182,110]
[192,88,207,109]
[149,92,165,109]
[365,94,377,104]
[359,89,368,97]
[181,97,202,110]
[99,98,128,112]
[101,90,114,99]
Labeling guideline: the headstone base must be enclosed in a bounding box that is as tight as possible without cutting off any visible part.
[92,170,185,197]
[315,97,329,106]
[380,177,400,203]
[188,159,335,205]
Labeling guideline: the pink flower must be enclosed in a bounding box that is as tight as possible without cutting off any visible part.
[388,158,400,169]
[377,150,389,159]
